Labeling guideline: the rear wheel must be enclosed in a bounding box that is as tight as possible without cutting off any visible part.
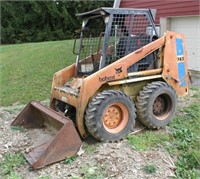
[85,90,136,142]
[136,81,177,129]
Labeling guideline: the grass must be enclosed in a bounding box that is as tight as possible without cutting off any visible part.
[64,155,78,165]
[67,164,105,179]
[127,130,171,151]
[127,88,200,178]
[83,143,99,153]
[10,126,24,132]
[0,153,26,178]
[80,165,105,179]
[37,176,51,179]
[143,164,157,174]
[170,103,200,178]
[0,40,76,106]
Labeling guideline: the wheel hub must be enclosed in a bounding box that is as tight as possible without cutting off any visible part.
[103,105,122,129]
[153,96,165,115]
[102,102,129,133]
[153,95,172,121]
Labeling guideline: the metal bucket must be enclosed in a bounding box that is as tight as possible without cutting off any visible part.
[11,101,82,169]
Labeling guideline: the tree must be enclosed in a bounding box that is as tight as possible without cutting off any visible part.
[1,0,114,44]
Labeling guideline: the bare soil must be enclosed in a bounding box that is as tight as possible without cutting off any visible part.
[0,87,198,179]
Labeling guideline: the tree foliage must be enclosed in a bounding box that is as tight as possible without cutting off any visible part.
[1,1,113,44]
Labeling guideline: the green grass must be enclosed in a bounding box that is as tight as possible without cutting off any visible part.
[127,130,170,151]
[0,153,26,178]
[37,176,51,179]
[64,155,78,165]
[0,40,76,106]
[10,126,24,132]
[83,143,99,153]
[143,164,157,174]
[169,103,200,178]
[80,165,105,179]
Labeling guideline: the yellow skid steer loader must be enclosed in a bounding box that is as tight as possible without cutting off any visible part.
[12,8,189,169]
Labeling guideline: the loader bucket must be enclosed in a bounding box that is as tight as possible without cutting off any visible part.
[11,101,82,169]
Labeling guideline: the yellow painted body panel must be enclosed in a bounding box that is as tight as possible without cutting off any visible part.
[50,31,189,138]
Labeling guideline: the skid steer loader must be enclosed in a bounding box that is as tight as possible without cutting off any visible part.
[12,7,189,169]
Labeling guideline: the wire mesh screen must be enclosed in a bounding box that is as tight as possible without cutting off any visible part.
[77,17,105,74]
[106,13,156,72]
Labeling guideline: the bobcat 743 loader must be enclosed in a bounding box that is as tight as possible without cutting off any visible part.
[12,8,189,169]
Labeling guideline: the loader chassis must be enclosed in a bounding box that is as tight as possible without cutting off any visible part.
[12,7,189,169]
[52,8,161,137]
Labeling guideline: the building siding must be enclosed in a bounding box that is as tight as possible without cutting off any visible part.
[120,0,200,23]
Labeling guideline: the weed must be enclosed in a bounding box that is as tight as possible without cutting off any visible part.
[38,176,51,179]
[0,113,4,119]
[175,152,200,178]
[143,164,157,174]
[83,143,98,153]
[4,105,25,114]
[11,126,24,132]
[190,86,199,91]
[127,130,170,151]
[169,102,200,178]
[183,104,200,119]
[8,171,22,179]
[191,93,200,98]
[81,165,105,179]
[172,128,194,150]
[69,177,81,179]
[64,155,77,165]
[0,153,26,177]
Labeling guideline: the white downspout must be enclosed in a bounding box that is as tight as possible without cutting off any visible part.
[113,0,121,8]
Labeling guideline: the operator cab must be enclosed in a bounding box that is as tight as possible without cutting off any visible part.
[74,8,158,76]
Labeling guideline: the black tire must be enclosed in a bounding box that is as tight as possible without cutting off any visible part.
[136,81,177,129]
[85,90,136,142]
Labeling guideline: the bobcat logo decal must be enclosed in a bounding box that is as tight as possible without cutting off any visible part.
[115,67,122,74]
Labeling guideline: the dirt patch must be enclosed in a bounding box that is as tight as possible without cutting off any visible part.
[0,88,199,179]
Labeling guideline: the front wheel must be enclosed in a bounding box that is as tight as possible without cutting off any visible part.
[136,81,177,129]
[85,90,136,142]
